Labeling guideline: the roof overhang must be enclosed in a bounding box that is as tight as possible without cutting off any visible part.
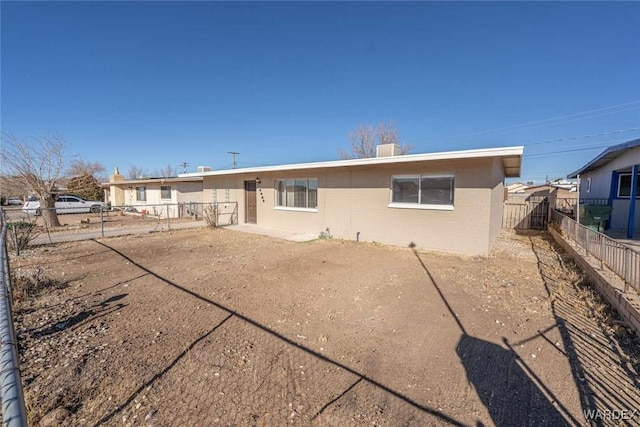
[568,138,640,178]
[102,176,203,186]
[179,146,524,179]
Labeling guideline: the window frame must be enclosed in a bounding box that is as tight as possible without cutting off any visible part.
[274,178,318,212]
[388,174,454,211]
[135,186,147,202]
[160,185,172,200]
[616,173,640,198]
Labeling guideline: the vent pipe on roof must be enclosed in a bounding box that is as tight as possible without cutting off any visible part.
[376,143,401,157]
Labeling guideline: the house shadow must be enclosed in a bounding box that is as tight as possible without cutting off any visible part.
[456,334,570,426]
[412,249,580,427]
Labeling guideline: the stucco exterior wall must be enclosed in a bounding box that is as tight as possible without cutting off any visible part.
[489,158,506,252]
[122,183,174,206]
[202,157,501,255]
[176,181,204,203]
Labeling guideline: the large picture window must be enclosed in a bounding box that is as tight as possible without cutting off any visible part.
[617,173,640,198]
[276,178,318,210]
[390,175,454,209]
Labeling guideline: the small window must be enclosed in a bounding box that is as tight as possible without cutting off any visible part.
[275,178,318,209]
[586,177,591,193]
[225,181,230,202]
[617,174,640,198]
[212,183,217,202]
[161,186,172,200]
[390,175,454,209]
[136,186,146,202]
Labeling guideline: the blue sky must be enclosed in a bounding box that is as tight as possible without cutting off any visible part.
[2,2,639,183]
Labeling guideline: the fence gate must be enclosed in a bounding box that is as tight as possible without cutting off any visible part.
[503,195,550,230]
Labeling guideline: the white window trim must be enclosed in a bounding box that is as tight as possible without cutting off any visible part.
[389,174,454,210]
[273,206,318,213]
[617,173,640,198]
[275,178,318,209]
[388,202,454,211]
[160,186,172,200]
[136,186,147,202]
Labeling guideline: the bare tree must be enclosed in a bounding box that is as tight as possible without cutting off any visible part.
[339,122,414,159]
[126,165,149,180]
[68,159,106,181]
[153,164,177,178]
[0,132,68,226]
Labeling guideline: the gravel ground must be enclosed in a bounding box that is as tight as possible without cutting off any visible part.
[8,228,640,426]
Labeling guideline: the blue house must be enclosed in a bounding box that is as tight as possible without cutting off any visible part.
[568,138,640,238]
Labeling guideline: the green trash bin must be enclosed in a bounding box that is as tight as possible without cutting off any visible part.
[579,204,613,232]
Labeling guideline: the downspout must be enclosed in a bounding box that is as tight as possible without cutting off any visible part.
[627,164,638,238]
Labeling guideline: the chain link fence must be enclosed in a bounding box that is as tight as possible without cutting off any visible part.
[2,202,238,251]
[0,210,28,426]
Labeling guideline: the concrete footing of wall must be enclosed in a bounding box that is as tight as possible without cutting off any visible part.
[548,226,640,337]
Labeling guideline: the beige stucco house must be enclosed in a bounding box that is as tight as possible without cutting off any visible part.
[180,144,523,255]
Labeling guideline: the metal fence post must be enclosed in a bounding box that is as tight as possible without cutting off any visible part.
[166,206,171,230]
[12,224,19,257]
[100,206,105,238]
[624,248,629,291]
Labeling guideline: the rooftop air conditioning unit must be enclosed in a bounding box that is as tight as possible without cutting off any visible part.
[376,143,401,157]
[197,166,212,173]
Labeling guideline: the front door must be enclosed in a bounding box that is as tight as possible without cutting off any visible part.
[245,181,257,224]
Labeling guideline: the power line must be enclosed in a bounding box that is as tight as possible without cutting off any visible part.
[525,144,613,159]
[526,137,631,154]
[528,127,640,146]
[423,100,640,145]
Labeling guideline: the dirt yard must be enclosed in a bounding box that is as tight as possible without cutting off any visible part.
[9,228,640,426]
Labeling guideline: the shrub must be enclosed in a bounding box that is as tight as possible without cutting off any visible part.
[6,220,38,251]
[203,204,218,227]
[11,266,62,305]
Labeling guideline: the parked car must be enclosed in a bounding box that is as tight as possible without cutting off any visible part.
[22,195,109,215]
[6,197,23,206]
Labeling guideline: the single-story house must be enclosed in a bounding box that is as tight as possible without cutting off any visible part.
[568,138,640,237]
[506,182,531,194]
[178,144,523,255]
[103,167,203,217]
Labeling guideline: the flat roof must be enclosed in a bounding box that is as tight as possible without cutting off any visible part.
[179,146,524,178]
[103,176,203,186]
[568,138,640,178]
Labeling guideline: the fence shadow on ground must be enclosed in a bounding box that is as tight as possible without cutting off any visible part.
[90,239,467,427]
[528,234,640,425]
[411,249,580,427]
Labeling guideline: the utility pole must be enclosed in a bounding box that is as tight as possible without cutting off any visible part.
[228,151,239,169]
[179,162,189,174]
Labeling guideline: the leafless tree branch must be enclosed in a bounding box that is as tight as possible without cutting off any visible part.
[339,121,413,159]
[1,132,69,226]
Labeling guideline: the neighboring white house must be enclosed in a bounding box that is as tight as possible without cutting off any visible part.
[103,167,203,217]
[568,138,640,237]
